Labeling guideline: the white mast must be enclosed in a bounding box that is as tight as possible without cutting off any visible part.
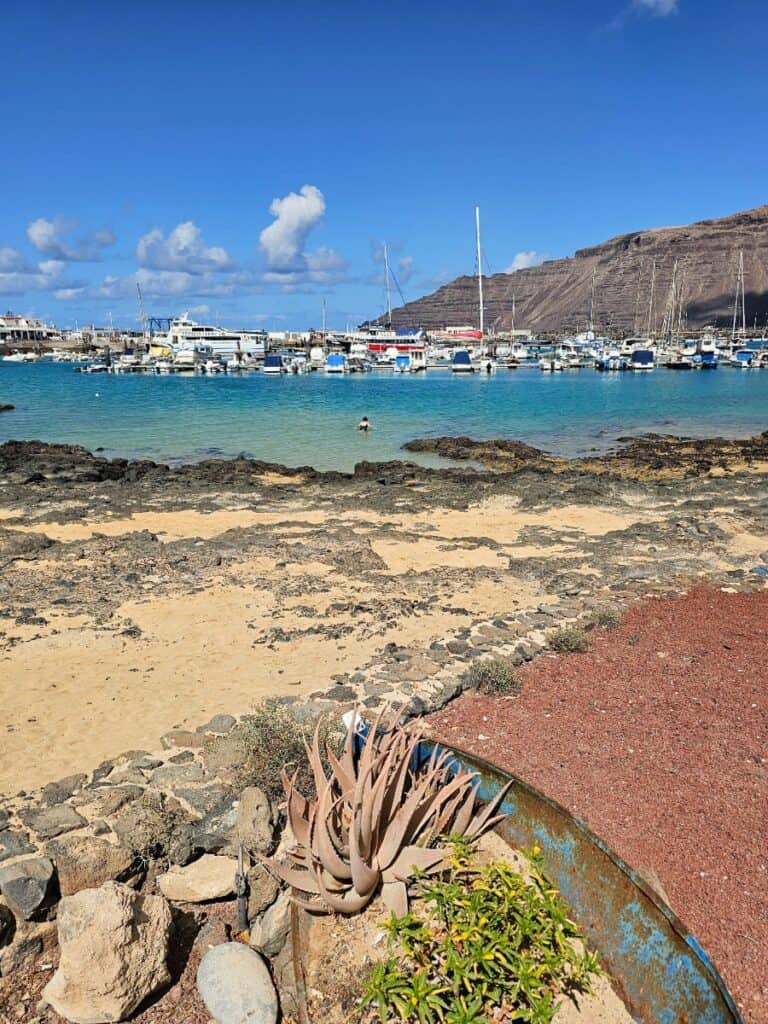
[383,242,392,327]
[646,257,656,340]
[732,250,745,339]
[322,297,327,347]
[475,206,484,337]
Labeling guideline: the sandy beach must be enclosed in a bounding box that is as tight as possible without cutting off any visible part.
[1,435,767,794]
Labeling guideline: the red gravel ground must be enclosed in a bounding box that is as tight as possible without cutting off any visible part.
[427,588,768,1024]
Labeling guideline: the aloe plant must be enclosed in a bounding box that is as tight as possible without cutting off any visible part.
[262,711,508,915]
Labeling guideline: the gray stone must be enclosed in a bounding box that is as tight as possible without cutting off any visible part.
[150,763,204,787]
[91,761,113,784]
[234,788,273,857]
[42,774,87,806]
[193,796,239,853]
[249,890,291,958]
[197,943,278,1024]
[446,639,469,654]
[169,749,195,764]
[0,858,56,920]
[0,830,36,863]
[0,810,9,831]
[197,714,237,735]
[176,784,229,816]
[127,755,164,771]
[19,803,86,840]
[247,865,279,920]
[325,684,357,702]
[81,784,145,816]
[45,835,138,896]
[43,883,171,1022]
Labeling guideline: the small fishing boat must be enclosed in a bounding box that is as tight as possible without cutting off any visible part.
[262,353,287,375]
[451,349,474,373]
[729,349,754,368]
[629,348,655,371]
[539,357,563,372]
[324,352,348,374]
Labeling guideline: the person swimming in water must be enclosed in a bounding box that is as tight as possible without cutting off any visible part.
[357,416,370,432]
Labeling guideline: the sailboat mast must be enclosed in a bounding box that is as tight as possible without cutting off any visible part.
[383,242,392,327]
[475,206,484,337]
[322,297,327,346]
[646,257,656,340]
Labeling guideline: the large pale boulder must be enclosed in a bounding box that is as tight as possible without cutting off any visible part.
[197,942,278,1024]
[157,854,237,902]
[43,881,171,1023]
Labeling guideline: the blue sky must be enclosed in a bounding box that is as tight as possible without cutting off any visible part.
[3,0,766,330]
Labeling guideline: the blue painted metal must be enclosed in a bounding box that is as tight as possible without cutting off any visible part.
[411,739,742,1024]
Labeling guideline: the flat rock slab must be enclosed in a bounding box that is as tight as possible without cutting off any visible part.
[19,803,86,840]
[0,830,36,863]
[157,854,237,902]
[197,942,278,1024]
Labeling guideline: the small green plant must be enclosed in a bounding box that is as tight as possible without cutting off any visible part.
[590,605,622,630]
[547,625,589,654]
[204,699,342,802]
[359,840,600,1024]
[464,657,522,696]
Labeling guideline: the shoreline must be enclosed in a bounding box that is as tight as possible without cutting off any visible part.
[1,432,767,796]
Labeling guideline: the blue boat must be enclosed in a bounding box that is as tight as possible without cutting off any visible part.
[451,349,474,373]
[324,352,348,374]
[630,348,655,371]
[262,353,286,375]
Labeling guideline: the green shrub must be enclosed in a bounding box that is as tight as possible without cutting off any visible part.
[590,605,622,630]
[464,657,522,696]
[359,839,600,1024]
[547,625,589,654]
[205,699,342,803]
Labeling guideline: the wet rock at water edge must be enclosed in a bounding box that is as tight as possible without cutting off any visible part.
[197,943,278,1024]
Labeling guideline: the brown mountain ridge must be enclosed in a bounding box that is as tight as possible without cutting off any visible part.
[375,205,768,335]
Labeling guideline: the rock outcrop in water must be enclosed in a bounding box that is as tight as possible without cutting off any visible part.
[376,205,768,334]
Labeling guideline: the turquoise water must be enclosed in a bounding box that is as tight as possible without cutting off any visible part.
[1,362,767,472]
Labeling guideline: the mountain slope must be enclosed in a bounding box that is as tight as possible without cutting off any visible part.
[377,206,768,334]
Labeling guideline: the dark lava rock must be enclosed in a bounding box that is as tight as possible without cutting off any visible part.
[19,803,86,840]
[325,684,357,702]
[175,784,229,816]
[0,810,8,832]
[0,857,56,920]
[0,902,14,945]
[41,773,87,806]
[0,831,36,863]
[196,714,237,735]
[446,639,470,655]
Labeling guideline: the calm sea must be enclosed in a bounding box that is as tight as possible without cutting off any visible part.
[1,362,767,472]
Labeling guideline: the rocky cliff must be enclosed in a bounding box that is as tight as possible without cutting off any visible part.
[377,206,768,335]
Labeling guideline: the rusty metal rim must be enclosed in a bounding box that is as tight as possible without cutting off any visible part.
[419,738,743,1024]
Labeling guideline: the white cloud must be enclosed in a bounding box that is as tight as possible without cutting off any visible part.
[0,248,28,272]
[0,259,78,296]
[99,268,239,301]
[259,185,326,270]
[188,304,210,315]
[258,185,347,286]
[505,251,546,273]
[368,242,415,287]
[137,221,232,273]
[633,0,678,13]
[26,216,116,261]
[54,287,86,300]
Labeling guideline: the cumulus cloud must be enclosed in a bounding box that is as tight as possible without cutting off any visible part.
[258,185,347,286]
[99,267,239,301]
[0,248,29,272]
[26,216,116,261]
[634,0,678,14]
[0,258,79,296]
[505,251,546,273]
[137,221,232,273]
